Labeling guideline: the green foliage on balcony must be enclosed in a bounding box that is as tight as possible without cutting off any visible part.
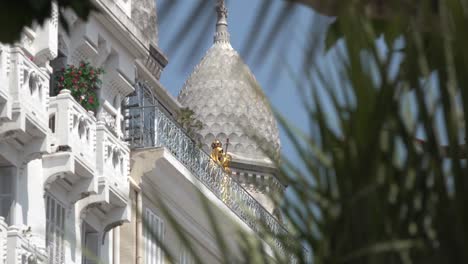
[55,61,103,112]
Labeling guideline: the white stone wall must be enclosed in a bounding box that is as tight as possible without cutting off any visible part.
[0,1,283,263]
[116,0,132,18]
[20,159,47,245]
[0,1,150,262]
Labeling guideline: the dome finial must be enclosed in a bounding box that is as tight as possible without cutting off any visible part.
[214,0,230,43]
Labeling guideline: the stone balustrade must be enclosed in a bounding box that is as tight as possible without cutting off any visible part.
[0,47,50,151]
[0,45,11,121]
[0,218,49,264]
[49,89,97,173]
[5,226,47,264]
[18,2,58,66]
[45,90,131,207]
[96,121,130,198]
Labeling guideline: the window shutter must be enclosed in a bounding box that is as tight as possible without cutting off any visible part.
[145,208,164,264]
[0,172,13,224]
[45,193,66,264]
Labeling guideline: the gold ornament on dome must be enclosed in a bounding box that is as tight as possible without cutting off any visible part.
[210,139,232,174]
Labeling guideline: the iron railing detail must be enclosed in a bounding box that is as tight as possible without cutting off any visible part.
[125,82,289,252]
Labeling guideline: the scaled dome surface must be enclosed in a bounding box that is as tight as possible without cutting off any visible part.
[177,3,280,165]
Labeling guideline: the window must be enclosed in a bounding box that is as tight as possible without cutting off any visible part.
[179,246,194,264]
[46,193,66,264]
[0,169,13,225]
[145,208,164,264]
[125,82,158,147]
[82,222,99,264]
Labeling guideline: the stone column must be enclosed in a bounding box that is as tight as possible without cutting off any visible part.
[113,226,120,264]
[25,159,47,250]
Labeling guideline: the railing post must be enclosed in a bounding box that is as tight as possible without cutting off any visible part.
[154,108,159,147]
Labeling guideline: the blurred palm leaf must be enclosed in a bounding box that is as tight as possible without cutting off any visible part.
[156,0,468,263]
[0,0,96,43]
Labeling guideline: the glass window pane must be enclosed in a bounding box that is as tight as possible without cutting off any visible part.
[45,193,65,264]
[145,208,164,264]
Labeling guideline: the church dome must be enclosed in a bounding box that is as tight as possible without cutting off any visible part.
[177,1,280,165]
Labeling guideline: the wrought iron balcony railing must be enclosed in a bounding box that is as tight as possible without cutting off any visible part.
[124,83,288,252]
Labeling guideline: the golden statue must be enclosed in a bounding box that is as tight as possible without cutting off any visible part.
[210,139,223,162]
[211,139,232,202]
[210,139,231,173]
[221,153,231,174]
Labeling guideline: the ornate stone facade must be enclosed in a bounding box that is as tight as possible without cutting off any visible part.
[0,1,291,263]
[177,0,284,216]
[178,25,281,165]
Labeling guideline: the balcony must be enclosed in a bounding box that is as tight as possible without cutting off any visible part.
[125,85,288,252]
[96,122,130,203]
[0,45,11,121]
[2,223,48,264]
[82,122,131,225]
[18,3,58,66]
[0,48,49,151]
[43,89,97,199]
[43,89,130,224]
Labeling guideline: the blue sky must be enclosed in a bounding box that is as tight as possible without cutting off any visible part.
[157,0,332,163]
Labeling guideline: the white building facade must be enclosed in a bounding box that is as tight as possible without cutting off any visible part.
[0,0,290,263]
